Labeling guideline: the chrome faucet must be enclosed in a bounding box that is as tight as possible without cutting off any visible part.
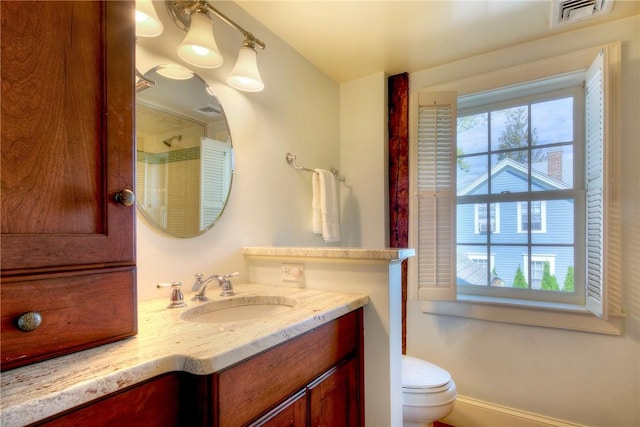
[192,272,239,301]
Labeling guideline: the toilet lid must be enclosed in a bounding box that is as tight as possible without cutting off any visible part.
[402,355,452,390]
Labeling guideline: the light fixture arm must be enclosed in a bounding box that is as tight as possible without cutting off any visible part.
[166,0,265,50]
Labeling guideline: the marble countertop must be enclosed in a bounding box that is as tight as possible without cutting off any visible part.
[242,246,415,261]
[0,283,368,426]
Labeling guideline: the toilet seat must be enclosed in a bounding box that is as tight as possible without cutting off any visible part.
[402,355,452,393]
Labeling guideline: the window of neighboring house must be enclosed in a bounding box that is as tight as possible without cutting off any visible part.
[411,43,623,334]
[475,203,500,233]
[524,255,556,290]
[517,201,546,233]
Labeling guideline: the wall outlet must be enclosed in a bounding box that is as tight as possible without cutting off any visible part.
[281,263,304,283]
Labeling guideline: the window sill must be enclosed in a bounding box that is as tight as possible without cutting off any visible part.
[419,295,624,335]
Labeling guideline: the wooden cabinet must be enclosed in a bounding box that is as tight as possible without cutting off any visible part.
[36,310,364,426]
[38,373,183,427]
[214,309,364,427]
[307,359,359,426]
[0,0,136,370]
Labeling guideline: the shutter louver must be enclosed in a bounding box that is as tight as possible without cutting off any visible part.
[416,93,457,301]
[584,44,622,319]
[200,137,232,229]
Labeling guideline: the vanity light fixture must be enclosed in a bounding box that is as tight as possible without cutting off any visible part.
[226,38,264,92]
[135,0,164,37]
[136,0,266,92]
[176,10,223,68]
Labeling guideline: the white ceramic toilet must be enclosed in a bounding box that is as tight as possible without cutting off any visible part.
[402,355,457,427]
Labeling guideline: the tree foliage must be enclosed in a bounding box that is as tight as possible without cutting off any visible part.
[540,261,560,291]
[513,265,527,289]
[456,115,484,173]
[496,107,544,163]
[563,266,574,292]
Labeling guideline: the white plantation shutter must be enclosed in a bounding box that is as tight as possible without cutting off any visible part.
[416,92,457,301]
[585,44,622,319]
[200,137,232,229]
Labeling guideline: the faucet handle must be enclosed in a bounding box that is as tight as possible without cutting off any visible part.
[157,281,187,309]
[219,272,239,297]
[193,273,204,291]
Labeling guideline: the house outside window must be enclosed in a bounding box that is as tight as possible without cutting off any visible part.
[456,90,576,301]
[411,44,622,333]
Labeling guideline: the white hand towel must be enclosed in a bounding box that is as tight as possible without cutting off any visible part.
[313,169,340,242]
[312,172,322,234]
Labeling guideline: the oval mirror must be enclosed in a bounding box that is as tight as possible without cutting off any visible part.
[135,65,233,238]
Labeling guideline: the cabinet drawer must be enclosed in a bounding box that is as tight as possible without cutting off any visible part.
[39,373,181,427]
[1,268,137,371]
[215,310,359,426]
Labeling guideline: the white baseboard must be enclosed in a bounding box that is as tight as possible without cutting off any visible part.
[441,395,586,427]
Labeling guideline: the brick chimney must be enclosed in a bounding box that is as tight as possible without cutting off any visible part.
[547,150,562,181]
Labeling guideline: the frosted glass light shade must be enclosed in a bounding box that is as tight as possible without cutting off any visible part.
[177,12,223,69]
[156,64,194,80]
[226,46,264,92]
[135,0,163,37]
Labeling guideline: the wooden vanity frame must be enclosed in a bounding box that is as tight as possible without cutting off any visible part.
[36,309,364,427]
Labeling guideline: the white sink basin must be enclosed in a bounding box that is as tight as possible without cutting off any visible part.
[180,295,298,324]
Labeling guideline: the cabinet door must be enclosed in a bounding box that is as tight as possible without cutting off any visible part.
[216,311,359,426]
[308,358,360,427]
[249,391,307,427]
[0,0,135,273]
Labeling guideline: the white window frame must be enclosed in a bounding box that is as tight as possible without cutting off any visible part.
[409,43,623,335]
[516,200,547,233]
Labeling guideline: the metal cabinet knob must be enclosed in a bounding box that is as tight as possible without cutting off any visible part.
[16,311,42,332]
[114,189,135,206]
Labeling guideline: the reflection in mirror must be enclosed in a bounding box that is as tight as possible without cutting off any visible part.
[136,65,233,238]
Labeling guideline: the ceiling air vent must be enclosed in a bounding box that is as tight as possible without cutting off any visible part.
[551,0,614,27]
[194,104,222,118]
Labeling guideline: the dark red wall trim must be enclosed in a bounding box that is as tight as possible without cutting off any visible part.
[388,73,409,353]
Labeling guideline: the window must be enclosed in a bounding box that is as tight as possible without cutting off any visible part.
[456,87,578,304]
[517,201,546,233]
[524,256,556,290]
[411,44,622,333]
[474,203,500,234]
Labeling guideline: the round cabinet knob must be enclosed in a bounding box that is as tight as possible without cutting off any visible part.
[115,189,135,206]
[16,312,42,332]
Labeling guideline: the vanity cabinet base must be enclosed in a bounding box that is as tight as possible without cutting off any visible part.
[214,308,364,426]
[35,309,364,427]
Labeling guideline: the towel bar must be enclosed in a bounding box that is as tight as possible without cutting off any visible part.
[285,153,345,182]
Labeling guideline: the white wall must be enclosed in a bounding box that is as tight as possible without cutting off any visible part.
[136,2,340,301]
[340,73,390,248]
[407,17,640,427]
